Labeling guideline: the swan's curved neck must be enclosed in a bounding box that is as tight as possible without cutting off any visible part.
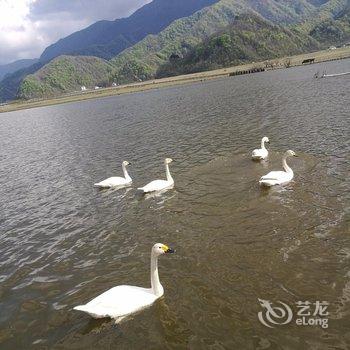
[165,163,173,183]
[282,156,293,174]
[122,164,132,181]
[261,139,267,149]
[150,253,164,297]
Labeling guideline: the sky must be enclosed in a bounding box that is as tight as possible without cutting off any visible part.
[0,0,151,65]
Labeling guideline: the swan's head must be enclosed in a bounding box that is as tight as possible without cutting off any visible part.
[285,150,297,157]
[123,160,131,166]
[152,243,175,256]
[165,158,173,164]
[262,136,270,143]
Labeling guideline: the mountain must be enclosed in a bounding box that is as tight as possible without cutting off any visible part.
[158,5,350,78]
[40,0,220,62]
[6,0,350,101]
[0,0,220,102]
[156,14,320,78]
[110,0,347,84]
[0,59,38,81]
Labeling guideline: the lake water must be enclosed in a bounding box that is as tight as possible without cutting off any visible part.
[0,59,349,349]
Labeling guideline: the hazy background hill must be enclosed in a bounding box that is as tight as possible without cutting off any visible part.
[0,59,38,81]
[1,0,349,101]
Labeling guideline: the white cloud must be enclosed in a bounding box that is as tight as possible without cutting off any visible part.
[0,0,43,63]
[0,0,150,65]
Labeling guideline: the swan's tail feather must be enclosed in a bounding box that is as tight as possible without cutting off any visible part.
[73,305,108,319]
[259,179,278,187]
[73,305,87,312]
[94,183,110,188]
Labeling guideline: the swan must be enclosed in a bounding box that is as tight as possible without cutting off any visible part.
[259,150,297,187]
[252,137,270,160]
[94,161,132,188]
[73,243,174,322]
[138,158,174,193]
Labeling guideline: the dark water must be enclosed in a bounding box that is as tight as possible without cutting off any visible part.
[0,59,349,349]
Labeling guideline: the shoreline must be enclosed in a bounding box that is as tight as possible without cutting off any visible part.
[1,47,350,114]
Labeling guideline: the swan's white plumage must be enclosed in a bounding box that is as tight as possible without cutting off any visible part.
[73,243,174,322]
[252,148,268,160]
[259,150,297,187]
[94,161,132,188]
[252,137,269,160]
[94,176,129,188]
[138,158,174,193]
[139,180,174,193]
[260,171,292,186]
[74,286,158,320]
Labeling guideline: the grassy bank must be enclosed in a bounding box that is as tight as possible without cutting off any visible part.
[1,47,349,114]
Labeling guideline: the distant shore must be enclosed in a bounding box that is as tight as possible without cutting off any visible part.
[1,47,350,114]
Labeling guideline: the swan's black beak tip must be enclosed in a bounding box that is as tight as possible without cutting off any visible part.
[166,248,175,254]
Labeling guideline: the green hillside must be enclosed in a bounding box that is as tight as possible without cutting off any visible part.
[110,0,347,83]
[18,56,113,100]
[110,0,305,83]
[156,14,320,77]
[309,5,350,44]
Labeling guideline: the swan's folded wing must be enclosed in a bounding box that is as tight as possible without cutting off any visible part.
[75,285,157,318]
[138,180,170,192]
[252,149,261,157]
[94,177,127,187]
[260,171,285,180]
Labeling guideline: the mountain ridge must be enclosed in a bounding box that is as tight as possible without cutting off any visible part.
[0,59,38,81]
[40,0,220,62]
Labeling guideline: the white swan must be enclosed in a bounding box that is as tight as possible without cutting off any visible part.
[259,150,297,187]
[74,243,174,322]
[252,137,270,160]
[138,158,174,193]
[94,161,132,188]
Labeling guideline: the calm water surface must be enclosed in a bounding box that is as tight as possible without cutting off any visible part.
[0,59,349,349]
